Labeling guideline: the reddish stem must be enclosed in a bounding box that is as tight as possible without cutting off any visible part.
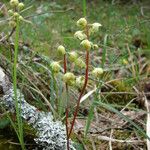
[64,54,67,74]
[68,25,90,138]
[65,108,69,150]
[64,54,70,150]
[68,51,89,138]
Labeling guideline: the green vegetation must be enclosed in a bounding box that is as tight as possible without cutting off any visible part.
[0,0,150,149]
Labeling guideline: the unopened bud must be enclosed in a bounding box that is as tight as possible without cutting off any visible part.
[75,58,86,68]
[18,3,24,10]
[13,12,19,18]
[57,45,66,56]
[92,68,103,77]
[77,18,87,28]
[50,61,61,73]
[8,10,14,16]
[10,0,19,7]
[63,72,76,86]
[68,51,78,62]
[19,15,24,21]
[81,39,91,51]
[122,59,128,65]
[9,20,16,28]
[76,76,84,89]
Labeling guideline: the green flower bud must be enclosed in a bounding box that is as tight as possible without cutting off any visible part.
[13,12,19,18]
[80,39,91,51]
[10,0,19,7]
[77,18,87,28]
[57,45,66,56]
[92,68,103,78]
[122,59,128,65]
[76,76,85,89]
[18,15,24,21]
[90,23,102,33]
[50,61,61,73]
[75,58,86,68]
[63,72,76,86]
[68,51,78,62]
[74,31,87,40]
[9,20,16,28]
[8,10,14,16]
[18,3,24,10]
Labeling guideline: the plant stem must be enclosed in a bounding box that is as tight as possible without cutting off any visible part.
[68,52,89,138]
[13,19,25,150]
[64,54,67,74]
[83,0,87,16]
[65,107,69,150]
[68,26,89,138]
[64,54,70,150]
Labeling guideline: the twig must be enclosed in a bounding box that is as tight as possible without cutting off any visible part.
[109,129,113,150]
[98,135,144,143]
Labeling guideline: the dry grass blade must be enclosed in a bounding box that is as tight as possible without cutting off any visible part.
[144,92,150,150]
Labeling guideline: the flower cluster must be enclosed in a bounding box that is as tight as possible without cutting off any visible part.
[8,0,25,27]
[50,18,104,90]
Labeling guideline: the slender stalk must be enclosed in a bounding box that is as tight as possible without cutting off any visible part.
[64,54,67,74]
[83,0,87,17]
[68,26,89,138]
[13,19,25,150]
[64,54,70,150]
[65,108,69,150]
[68,52,89,138]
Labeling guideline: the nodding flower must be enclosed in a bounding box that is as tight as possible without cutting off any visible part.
[74,31,87,40]
[90,23,102,33]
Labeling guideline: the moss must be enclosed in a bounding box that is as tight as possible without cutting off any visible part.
[102,80,135,105]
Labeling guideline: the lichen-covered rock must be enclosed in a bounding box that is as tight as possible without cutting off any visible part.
[0,67,76,150]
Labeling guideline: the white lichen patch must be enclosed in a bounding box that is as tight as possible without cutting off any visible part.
[0,67,76,150]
